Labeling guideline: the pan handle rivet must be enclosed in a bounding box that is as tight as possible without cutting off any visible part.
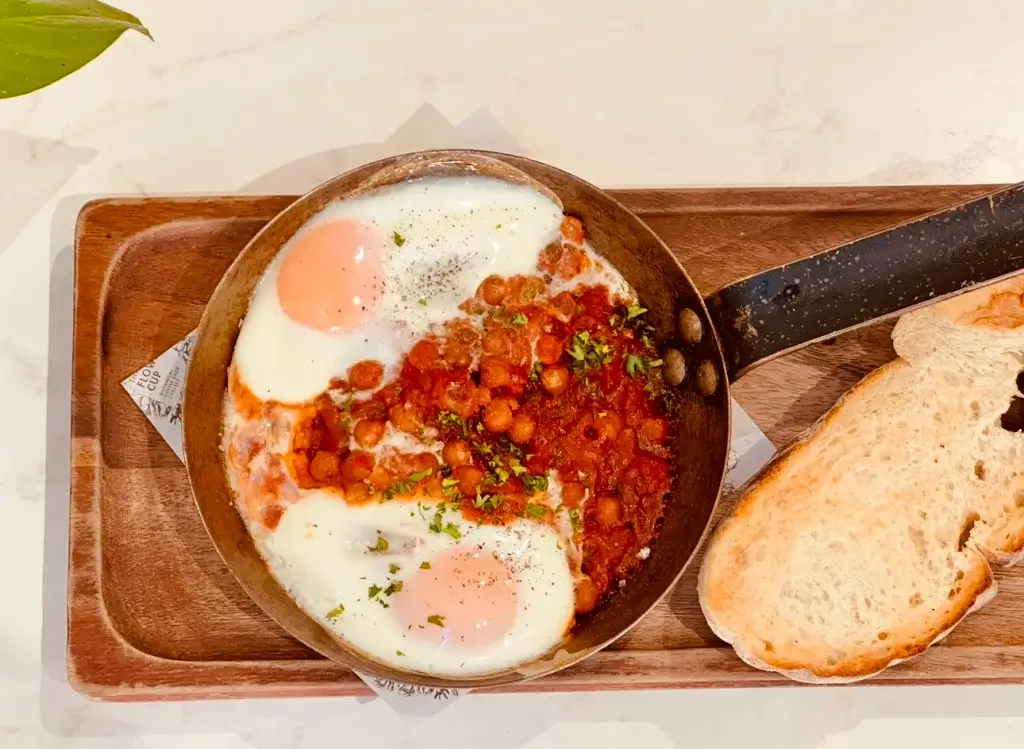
[678,308,703,344]
[696,360,719,396]
[662,349,686,386]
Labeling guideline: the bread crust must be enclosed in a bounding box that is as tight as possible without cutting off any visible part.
[698,274,1024,683]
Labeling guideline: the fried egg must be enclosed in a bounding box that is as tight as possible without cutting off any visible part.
[232,177,564,403]
[262,492,575,676]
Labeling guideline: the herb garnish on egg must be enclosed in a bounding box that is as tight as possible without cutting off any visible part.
[326,604,345,620]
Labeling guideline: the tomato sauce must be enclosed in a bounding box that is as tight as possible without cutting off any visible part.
[283,219,676,616]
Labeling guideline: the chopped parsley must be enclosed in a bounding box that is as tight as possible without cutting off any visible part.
[489,462,510,484]
[393,231,406,247]
[418,298,428,306]
[388,563,401,574]
[440,523,461,540]
[502,437,526,459]
[626,353,663,380]
[510,312,528,326]
[625,354,648,378]
[396,650,405,656]
[420,561,432,570]
[524,503,547,518]
[367,535,389,553]
[383,469,433,500]
[325,604,345,621]
[626,303,647,321]
[495,223,502,229]
[368,584,382,599]
[427,614,445,627]
[438,411,468,438]
[509,457,528,476]
[427,504,446,533]
[441,477,461,498]
[529,362,543,381]
[521,474,549,496]
[427,503,463,540]
[568,507,582,532]
[384,580,403,596]
[438,411,463,429]
[474,492,503,511]
[567,331,615,375]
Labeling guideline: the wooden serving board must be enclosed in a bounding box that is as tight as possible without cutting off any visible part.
[70,185,1024,701]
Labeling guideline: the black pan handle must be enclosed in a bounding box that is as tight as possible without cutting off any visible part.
[704,182,1024,382]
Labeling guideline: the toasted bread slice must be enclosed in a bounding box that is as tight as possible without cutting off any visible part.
[698,277,1024,683]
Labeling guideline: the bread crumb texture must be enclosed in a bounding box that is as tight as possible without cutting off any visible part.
[699,277,1024,683]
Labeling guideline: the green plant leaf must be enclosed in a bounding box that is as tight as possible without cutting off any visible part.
[0,0,151,99]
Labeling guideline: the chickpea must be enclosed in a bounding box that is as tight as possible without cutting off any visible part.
[340,450,375,483]
[509,336,532,367]
[519,276,546,304]
[480,355,512,388]
[308,451,340,483]
[442,440,474,468]
[639,417,668,443]
[388,402,422,434]
[561,482,586,507]
[368,465,394,490]
[482,398,513,433]
[595,411,623,441]
[540,364,570,396]
[442,341,473,369]
[548,292,576,323]
[482,328,511,356]
[560,216,584,245]
[344,482,372,504]
[410,451,440,474]
[408,339,439,370]
[535,334,563,364]
[557,247,589,280]
[595,495,623,526]
[574,576,601,615]
[615,428,637,455]
[440,379,475,419]
[455,465,486,495]
[478,275,509,306]
[352,399,387,421]
[353,419,386,449]
[348,360,384,390]
[473,385,493,410]
[508,413,536,444]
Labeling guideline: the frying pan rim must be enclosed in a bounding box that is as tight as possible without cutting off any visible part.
[182,148,732,688]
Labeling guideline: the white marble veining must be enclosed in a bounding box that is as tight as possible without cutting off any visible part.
[7,0,1024,746]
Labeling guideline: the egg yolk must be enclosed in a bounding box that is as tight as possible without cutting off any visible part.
[392,550,518,649]
[276,219,385,332]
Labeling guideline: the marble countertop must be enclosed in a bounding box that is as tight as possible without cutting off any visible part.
[6,0,1024,746]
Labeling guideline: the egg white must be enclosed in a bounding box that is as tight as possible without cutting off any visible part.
[232,176,563,404]
[261,492,575,676]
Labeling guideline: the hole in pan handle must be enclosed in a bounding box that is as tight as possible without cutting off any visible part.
[703,181,1024,382]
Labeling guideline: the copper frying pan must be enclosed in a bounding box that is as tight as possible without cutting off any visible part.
[183,151,1024,689]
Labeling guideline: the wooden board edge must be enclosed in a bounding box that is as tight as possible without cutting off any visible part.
[67,643,1024,701]
[67,185,1024,701]
[70,185,1007,218]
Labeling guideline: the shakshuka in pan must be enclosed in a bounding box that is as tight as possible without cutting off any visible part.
[223,175,677,677]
